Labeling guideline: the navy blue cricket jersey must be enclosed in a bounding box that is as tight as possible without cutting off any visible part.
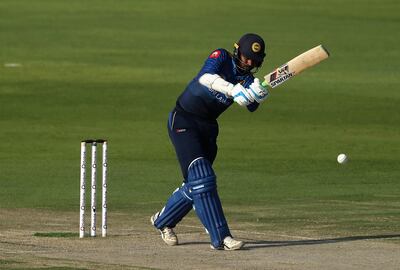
[176,48,259,120]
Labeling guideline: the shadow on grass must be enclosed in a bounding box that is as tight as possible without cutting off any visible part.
[33,232,78,238]
[245,234,400,250]
[177,241,209,246]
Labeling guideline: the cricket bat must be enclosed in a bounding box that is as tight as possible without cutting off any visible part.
[262,45,330,88]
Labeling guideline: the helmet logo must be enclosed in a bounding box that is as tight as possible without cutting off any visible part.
[252,42,261,53]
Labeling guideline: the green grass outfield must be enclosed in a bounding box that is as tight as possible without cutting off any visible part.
[0,0,399,238]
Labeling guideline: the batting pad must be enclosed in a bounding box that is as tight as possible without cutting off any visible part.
[187,157,231,248]
[154,184,193,229]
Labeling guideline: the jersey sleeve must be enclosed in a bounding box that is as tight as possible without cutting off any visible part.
[197,49,229,76]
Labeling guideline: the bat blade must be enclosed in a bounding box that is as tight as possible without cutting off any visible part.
[262,45,329,88]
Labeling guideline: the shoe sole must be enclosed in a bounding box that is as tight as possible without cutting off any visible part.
[224,241,245,250]
[210,242,245,251]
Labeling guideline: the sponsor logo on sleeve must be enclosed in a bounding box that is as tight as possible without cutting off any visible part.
[209,50,221,59]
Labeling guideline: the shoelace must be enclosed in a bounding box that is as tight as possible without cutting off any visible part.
[162,228,176,238]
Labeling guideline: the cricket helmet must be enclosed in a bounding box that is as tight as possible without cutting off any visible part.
[233,33,266,72]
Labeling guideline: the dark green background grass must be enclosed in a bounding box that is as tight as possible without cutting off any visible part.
[1,0,399,236]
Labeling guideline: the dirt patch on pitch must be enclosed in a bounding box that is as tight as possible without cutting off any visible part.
[1,209,399,270]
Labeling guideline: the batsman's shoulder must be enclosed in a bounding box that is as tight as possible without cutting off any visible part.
[208,48,229,60]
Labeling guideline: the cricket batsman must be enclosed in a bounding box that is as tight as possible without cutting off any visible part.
[151,33,269,250]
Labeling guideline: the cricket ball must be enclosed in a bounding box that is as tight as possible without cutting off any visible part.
[337,153,348,164]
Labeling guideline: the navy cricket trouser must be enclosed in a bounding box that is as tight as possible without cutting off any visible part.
[167,107,218,180]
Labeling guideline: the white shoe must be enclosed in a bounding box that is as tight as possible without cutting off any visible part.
[211,236,245,251]
[150,212,178,246]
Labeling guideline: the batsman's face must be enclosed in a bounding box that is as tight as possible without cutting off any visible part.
[239,54,254,68]
[238,54,261,74]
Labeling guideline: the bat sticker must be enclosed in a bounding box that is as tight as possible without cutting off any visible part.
[269,64,294,88]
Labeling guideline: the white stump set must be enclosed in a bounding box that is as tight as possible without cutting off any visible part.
[79,139,108,238]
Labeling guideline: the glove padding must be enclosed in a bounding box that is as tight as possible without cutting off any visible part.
[248,78,269,103]
[231,83,254,106]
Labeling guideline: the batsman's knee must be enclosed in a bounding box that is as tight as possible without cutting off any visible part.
[187,157,217,195]
[187,157,216,183]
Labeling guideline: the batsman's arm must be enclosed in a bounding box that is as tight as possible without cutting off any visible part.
[198,73,259,107]
[198,73,234,97]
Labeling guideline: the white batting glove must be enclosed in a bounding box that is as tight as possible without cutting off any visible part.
[248,78,269,103]
[231,83,255,107]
